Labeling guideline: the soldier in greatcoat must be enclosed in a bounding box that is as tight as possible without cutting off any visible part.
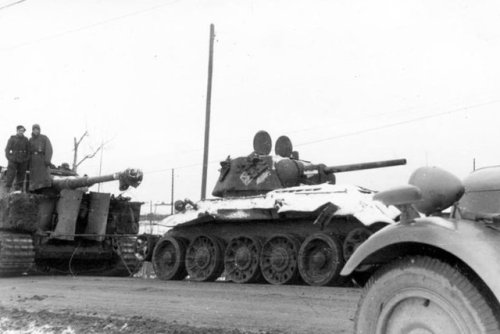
[4,125,30,191]
[28,124,53,192]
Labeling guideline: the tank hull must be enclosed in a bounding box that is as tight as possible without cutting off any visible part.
[0,233,142,277]
[169,217,359,241]
[32,236,141,276]
[0,192,143,277]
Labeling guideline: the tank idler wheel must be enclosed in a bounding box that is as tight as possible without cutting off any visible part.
[298,233,345,286]
[343,227,372,261]
[185,235,224,282]
[152,236,188,280]
[355,256,500,333]
[225,236,262,284]
[260,234,301,285]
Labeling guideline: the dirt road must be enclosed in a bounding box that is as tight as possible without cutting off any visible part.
[0,276,360,333]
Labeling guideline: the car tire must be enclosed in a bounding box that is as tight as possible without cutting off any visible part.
[355,256,500,334]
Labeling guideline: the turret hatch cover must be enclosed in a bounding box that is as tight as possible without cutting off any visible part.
[253,130,272,155]
[275,135,293,157]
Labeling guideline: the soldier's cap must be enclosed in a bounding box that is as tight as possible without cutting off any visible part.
[16,125,26,131]
[32,124,40,130]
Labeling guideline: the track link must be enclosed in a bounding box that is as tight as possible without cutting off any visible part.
[98,237,141,277]
[0,232,35,277]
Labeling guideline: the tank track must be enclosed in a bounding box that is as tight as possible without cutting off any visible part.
[98,237,142,277]
[0,231,35,277]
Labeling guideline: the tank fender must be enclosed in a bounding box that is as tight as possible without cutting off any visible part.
[340,217,500,302]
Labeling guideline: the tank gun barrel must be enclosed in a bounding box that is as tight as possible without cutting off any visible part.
[322,159,407,174]
[51,168,143,191]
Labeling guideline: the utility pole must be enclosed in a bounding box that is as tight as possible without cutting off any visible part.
[201,23,215,200]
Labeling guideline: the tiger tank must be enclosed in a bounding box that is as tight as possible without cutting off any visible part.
[0,164,144,277]
[152,131,406,286]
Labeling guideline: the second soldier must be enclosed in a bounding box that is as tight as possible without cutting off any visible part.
[29,124,53,192]
[4,125,30,191]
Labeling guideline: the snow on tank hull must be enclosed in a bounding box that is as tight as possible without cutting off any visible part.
[152,183,399,286]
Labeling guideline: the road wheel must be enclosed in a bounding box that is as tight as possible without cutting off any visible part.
[185,235,224,282]
[342,227,372,261]
[225,236,262,284]
[260,234,301,285]
[355,256,500,334]
[298,233,345,286]
[152,236,187,280]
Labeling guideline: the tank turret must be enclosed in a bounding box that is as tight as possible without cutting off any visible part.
[212,130,406,197]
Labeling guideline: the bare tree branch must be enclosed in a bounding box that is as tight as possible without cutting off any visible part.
[75,131,88,147]
[75,139,112,168]
[72,131,89,171]
[75,147,102,168]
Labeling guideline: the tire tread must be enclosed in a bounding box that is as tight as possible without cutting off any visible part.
[355,256,500,333]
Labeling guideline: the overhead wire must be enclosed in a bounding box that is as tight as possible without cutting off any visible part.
[284,96,472,136]
[295,98,500,147]
[133,96,500,163]
[0,0,181,52]
[0,0,26,11]
[140,98,500,175]
[52,98,500,180]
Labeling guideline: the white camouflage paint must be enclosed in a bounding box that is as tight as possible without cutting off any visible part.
[161,183,399,228]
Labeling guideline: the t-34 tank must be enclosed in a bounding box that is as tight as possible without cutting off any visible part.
[152,131,406,286]
[0,165,143,277]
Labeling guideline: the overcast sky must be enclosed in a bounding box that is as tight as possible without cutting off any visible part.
[1,0,499,212]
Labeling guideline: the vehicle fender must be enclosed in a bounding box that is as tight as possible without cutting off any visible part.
[340,216,500,302]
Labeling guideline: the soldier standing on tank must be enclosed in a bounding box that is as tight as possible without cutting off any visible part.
[4,125,30,191]
[28,124,53,192]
